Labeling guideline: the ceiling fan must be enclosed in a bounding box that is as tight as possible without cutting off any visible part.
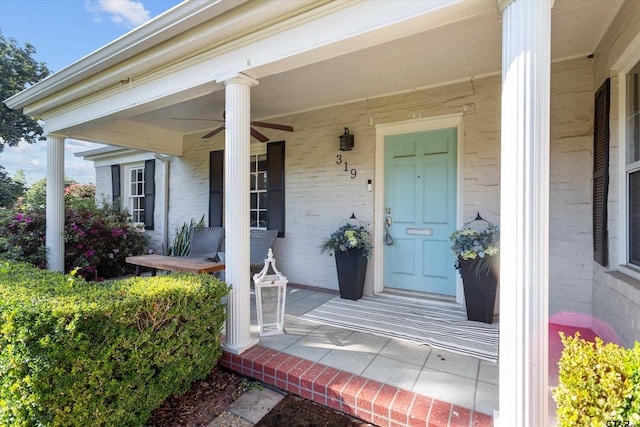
[172,112,294,142]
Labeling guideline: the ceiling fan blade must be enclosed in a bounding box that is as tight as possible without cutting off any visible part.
[251,121,294,132]
[251,128,270,142]
[202,126,225,139]
[171,117,225,122]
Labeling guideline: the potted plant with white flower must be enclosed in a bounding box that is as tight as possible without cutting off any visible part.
[320,218,372,300]
[449,214,499,323]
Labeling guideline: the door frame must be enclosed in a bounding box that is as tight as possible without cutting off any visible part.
[374,113,465,304]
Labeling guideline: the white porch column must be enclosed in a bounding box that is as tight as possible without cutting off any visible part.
[46,134,65,272]
[221,73,259,354]
[498,0,551,426]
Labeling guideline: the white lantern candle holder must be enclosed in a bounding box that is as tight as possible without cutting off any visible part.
[253,248,287,336]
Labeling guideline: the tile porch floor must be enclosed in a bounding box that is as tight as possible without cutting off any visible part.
[220,285,498,426]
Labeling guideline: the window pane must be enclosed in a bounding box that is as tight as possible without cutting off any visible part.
[250,173,257,191]
[251,193,257,209]
[258,211,267,228]
[258,172,266,190]
[257,154,267,172]
[259,192,266,210]
[630,170,640,266]
[250,156,257,172]
[627,61,640,164]
[250,211,258,227]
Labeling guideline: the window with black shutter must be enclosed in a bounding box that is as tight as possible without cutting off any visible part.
[209,141,285,236]
[593,78,610,267]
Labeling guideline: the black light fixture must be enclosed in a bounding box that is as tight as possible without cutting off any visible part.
[339,127,354,151]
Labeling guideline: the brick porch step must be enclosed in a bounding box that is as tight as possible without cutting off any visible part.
[219,345,493,427]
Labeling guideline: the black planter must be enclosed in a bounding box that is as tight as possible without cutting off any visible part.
[458,257,498,324]
[334,248,367,300]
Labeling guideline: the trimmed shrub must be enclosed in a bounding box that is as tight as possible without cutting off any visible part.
[0,261,229,426]
[553,332,640,426]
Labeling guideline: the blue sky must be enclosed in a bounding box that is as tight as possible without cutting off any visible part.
[0,0,183,184]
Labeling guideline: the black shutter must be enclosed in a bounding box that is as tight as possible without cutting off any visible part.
[267,141,285,237]
[209,150,224,227]
[111,164,121,207]
[593,79,610,266]
[144,159,155,230]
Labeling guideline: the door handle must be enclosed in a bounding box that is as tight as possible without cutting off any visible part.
[385,216,394,245]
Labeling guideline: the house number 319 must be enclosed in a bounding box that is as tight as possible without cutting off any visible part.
[336,154,357,179]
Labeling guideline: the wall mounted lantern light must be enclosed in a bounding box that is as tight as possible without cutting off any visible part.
[339,127,354,151]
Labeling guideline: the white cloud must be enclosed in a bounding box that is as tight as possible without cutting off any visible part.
[0,139,103,185]
[86,0,151,28]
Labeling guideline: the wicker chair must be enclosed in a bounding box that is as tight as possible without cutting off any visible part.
[250,229,278,272]
[183,227,224,262]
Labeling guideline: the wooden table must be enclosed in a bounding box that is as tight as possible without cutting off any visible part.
[125,254,225,276]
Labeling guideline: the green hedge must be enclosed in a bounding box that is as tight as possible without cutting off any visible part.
[553,332,640,426]
[0,261,229,426]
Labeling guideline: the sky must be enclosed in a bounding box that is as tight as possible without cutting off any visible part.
[0,0,183,184]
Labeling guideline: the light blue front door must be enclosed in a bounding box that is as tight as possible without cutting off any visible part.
[383,128,457,295]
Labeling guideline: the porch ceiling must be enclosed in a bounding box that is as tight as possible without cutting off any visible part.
[129,0,620,142]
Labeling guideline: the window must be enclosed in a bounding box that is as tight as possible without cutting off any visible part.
[250,153,268,228]
[209,141,285,237]
[125,164,145,224]
[626,60,640,268]
[114,159,155,230]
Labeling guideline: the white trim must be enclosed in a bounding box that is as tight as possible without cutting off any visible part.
[88,151,156,168]
[616,33,640,281]
[374,113,464,304]
[123,162,146,226]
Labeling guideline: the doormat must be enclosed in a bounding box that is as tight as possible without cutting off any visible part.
[300,294,499,362]
[254,394,373,427]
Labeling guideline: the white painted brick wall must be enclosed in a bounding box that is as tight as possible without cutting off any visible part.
[590,0,640,346]
[548,57,595,316]
[94,166,112,207]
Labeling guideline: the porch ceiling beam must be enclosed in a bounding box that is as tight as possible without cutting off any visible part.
[51,119,184,157]
[498,0,552,426]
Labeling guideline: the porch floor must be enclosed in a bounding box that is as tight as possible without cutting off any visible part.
[219,285,497,427]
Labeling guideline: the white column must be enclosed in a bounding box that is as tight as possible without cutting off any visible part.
[498,0,551,426]
[221,73,259,354]
[46,135,65,272]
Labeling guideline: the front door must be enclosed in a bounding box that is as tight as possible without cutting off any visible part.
[383,128,457,295]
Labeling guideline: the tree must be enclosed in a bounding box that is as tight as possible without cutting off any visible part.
[0,32,51,153]
[22,177,78,211]
[0,166,26,208]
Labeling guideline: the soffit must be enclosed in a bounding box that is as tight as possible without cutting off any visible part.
[132,0,622,137]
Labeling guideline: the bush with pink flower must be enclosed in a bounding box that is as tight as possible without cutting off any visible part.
[0,181,148,280]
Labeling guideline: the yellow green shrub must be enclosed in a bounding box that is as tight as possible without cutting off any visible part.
[0,261,229,426]
[553,332,640,426]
